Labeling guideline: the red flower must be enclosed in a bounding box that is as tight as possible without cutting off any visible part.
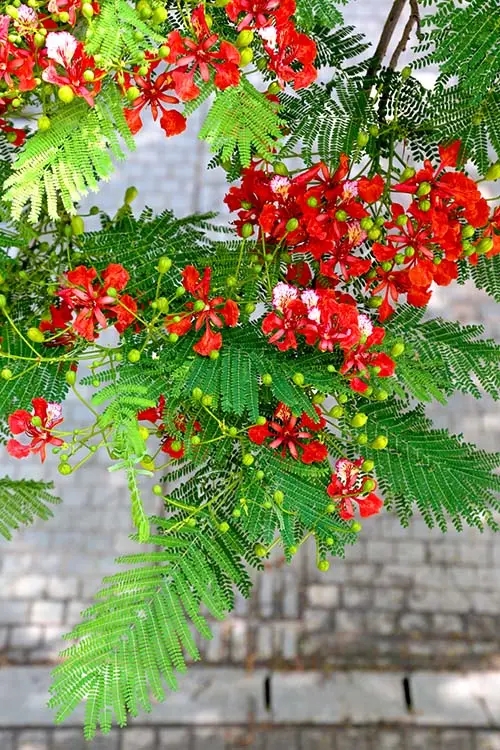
[249,402,327,463]
[124,60,186,137]
[357,174,384,203]
[138,395,201,459]
[0,16,36,91]
[263,22,317,90]
[41,32,103,106]
[7,398,64,463]
[225,0,295,29]
[165,266,239,356]
[327,458,383,520]
[56,263,137,341]
[167,6,240,98]
[39,301,76,347]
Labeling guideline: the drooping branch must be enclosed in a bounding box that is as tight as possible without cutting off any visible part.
[389,0,422,70]
[365,0,408,80]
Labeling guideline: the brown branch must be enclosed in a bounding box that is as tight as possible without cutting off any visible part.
[389,0,422,70]
[366,0,408,81]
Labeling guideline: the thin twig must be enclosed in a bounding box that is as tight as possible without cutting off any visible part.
[366,0,408,81]
[389,0,422,69]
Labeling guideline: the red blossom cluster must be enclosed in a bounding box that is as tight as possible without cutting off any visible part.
[225,146,499,322]
[52,263,137,341]
[262,282,395,393]
[225,0,317,89]
[7,397,64,463]
[137,394,201,460]
[165,265,239,356]
[248,402,328,463]
[327,457,383,521]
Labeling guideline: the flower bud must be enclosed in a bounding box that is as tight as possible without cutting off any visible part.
[239,47,253,66]
[241,223,253,238]
[351,413,368,428]
[236,29,254,48]
[58,85,75,104]
[371,435,389,450]
[476,237,494,255]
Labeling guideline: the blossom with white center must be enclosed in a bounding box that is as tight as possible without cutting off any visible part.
[358,313,374,338]
[347,221,367,247]
[46,402,63,425]
[342,180,358,201]
[270,175,290,198]
[258,25,277,50]
[272,282,298,312]
[307,307,321,323]
[16,4,37,26]
[301,290,319,310]
[45,31,78,67]
[335,458,362,489]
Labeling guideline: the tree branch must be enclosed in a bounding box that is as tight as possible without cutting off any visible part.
[389,0,422,70]
[366,0,408,81]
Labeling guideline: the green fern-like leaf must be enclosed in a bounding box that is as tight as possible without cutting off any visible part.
[199,77,283,166]
[4,85,135,222]
[0,477,61,540]
[361,401,500,531]
[48,522,252,736]
[84,0,164,63]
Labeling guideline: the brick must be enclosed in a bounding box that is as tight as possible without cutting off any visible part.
[66,600,90,626]
[259,571,274,618]
[0,627,8,649]
[17,730,49,750]
[0,600,29,625]
[47,577,79,599]
[374,588,406,611]
[299,730,333,750]
[122,729,157,750]
[440,730,473,750]
[0,731,14,750]
[205,622,222,662]
[342,586,373,608]
[399,613,430,633]
[408,587,469,613]
[404,729,440,749]
[230,618,247,662]
[366,611,396,635]
[475,731,500,750]
[336,728,369,750]
[335,609,364,633]
[282,570,299,618]
[469,590,500,615]
[366,540,394,560]
[31,600,64,625]
[304,609,330,632]
[395,541,426,564]
[193,729,225,750]
[256,624,273,659]
[158,730,191,750]
[429,544,461,563]
[262,730,297,750]
[369,730,404,749]
[82,732,119,749]
[308,585,339,608]
[9,626,42,649]
[432,613,464,633]
[52,730,88,750]
[9,575,47,598]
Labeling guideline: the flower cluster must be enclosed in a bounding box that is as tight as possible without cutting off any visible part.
[263,282,395,393]
[327,457,384,521]
[137,394,201,460]
[165,266,239,356]
[225,0,317,89]
[248,402,328,463]
[225,147,499,321]
[7,397,64,463]
[54,263,137,341]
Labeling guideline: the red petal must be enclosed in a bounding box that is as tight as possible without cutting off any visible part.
[193,327,222,356]
[8,410,32,435]
[301,441,328,464]
[182,265,201,295]
[159,109,187,136]
[66,265,97,288]
[102,263,130,291]
[439,140,461,168]
[221,299,239,327]
[359,493,384,517]
[213,62,240,90]
[115,294,137,333]
[358,174,385,203]
[248,424,271,444]
[7,438,31,459]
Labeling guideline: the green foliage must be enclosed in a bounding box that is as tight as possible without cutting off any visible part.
[459,254,500,305]
[49,520,253,737]
[361,401,500,532]
[84,0,164,63]
[386,307,500,403]
[294,0,345,30]
[4,86,135,222]
[199,77,283,167]
[0,477,61,540]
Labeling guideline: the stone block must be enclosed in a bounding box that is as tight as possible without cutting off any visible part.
[10,575,47,598]
[336,728,369,750]
[0,600,29,625]
[9,626,42,649]
[47,577,79,599]
[31,601,64,625]
[16,730,49,750]
[395,541,426,564]
[52,730,88,750]
[342,587,373,609]
[366,611,396,635]
[299,729,333,750]
[0,731,14,750]
[307,585,339,608]
[408,587,469,613]
[374,587,406,611]
[122,729,157,750]
[399,613,430,633]
[405,729,440,750]
[158,729,191,750]
[475,731,500,750]
[440,730,473,750]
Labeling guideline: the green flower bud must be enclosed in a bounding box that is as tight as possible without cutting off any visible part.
[65,370,76,386]
[27,327,45,343]
[351,413,368,428]
[292,372,304,386]
[127,349,141,363]
[241,223,253,238]
[372,435,389,450]
[286,218,299,232]
[57,85,75,104]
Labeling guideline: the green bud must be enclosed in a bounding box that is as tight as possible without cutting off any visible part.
[191,435,201,446]
[126,86,141,102]
[241,223,253,238]
[372,435,389,450]
[401,66,411,80]
[368,296,383,309]
[485,163,500,181]
[286,218,299,232]
[209,349,220,360]
[201,394,213,406]
[292,372,304,386]
[152,484,163,496]
[192,387,203,400]
[65,370,76,386]
[317,560,330,572]
[127,349,141,363]
[356,131,369,147]
[1,367,13,380]
[329,405,344,419]
[219,522,230,533]
[256,470,265,480]
[273,490,284,504]
[417,181,432,197]
[152,5,167,23]
[391,342,405,357]
[239,47,253,66]
[262,373,272,385]
[242,453,254,466]
[461,224,475,240]
[400,166,415,181]
[360,217,374,231]
[38,115,51,132]
[27,327,45,343]
[273,161,289,176]
[368,227,382,241]
[362,459,375,472]
[236,29,254,48]
[476,237,494,255]
[255,543,267,558]
[71,216,85,236]
[368,124,379,137]
[58,85,75,104]
[419,199,431,212]
[351,413,368,428]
